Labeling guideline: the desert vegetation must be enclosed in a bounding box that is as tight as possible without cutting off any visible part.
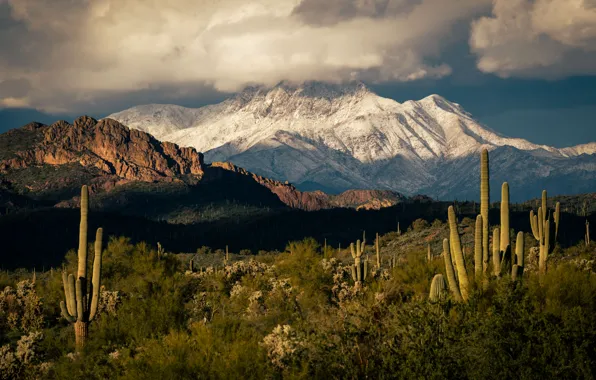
[1,150,595,379]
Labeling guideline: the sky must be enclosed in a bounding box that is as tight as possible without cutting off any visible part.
[0,0,595,147]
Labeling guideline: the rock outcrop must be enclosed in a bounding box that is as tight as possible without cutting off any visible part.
[0,116,205,183]
[210,162,405,211]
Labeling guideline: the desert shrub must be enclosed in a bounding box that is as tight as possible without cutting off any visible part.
[0,331,49,380]
[195,246,212,255]
[0,280,44,338]
[5,234,596,379]
[411,218,430,231]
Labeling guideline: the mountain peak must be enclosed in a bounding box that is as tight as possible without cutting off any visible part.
[225,80,376,118]
[420,94,446,101]
[235,80,372,102]
[106,85,596,199]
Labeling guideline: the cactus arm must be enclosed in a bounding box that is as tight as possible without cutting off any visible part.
[537,207,544,243]
[89,228,103,321]
[76,278,85,322]
[448,206,469,300]
[474,215,483,277]
[67,274,77,320]
[492,228,501,277]
[363,260,368,281]
[530,211,539,240]
[442,238,462,301]
[78,185,89,279]
[60,301,76,323]
[350,243,356,259]
[63,271,75,316]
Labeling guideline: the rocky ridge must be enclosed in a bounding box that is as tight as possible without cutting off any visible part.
[0,117,405,213]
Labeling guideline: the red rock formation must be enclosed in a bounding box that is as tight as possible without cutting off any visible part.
[209,161,331,211]
[0,116,204,183]
[210,162,404,211]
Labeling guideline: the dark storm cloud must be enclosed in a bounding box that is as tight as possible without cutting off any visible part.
[0,0,595,115]
[291,0,422,26]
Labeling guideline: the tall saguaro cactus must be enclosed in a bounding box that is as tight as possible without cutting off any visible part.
[480,149,490,273]
[500,182,510,259]
[350,239,367,289]
[60,185,104,350]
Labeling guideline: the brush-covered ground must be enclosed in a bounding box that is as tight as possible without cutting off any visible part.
[1,219,595,379]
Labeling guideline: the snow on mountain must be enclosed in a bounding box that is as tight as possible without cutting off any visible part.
[106,81,596,201]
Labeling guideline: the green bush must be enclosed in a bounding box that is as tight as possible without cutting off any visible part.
[412,218,430,231]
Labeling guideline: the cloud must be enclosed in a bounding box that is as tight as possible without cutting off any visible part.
[0,0,489,113]
[470,0,596,78]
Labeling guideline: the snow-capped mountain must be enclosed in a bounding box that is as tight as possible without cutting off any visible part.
[106,82,596,201]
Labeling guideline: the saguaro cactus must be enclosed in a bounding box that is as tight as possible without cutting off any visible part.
[500,182,510,260]
[474,215,483,276]
[492,227,501,277]
[60,185,103,350]
[429,274,446,302]
[427,243,432,262]
[350,239,367,288]
[448,206,469,300]
[480,149,490,273]
[529,190,558,276]
[587,221,591,246]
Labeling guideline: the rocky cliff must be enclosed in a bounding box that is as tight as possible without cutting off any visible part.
[0,116,205,183]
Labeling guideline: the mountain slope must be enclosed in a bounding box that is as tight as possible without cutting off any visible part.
[107,82,596,201]
[0,117,407,221]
